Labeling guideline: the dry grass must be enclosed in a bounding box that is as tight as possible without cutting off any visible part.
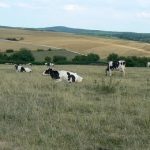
[0,28,150,57]
[0,64,150,150]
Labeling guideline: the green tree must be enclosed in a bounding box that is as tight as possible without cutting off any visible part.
[45,56,51,62]
[87,53,100,62]
[107,53,119,61]
[53,56,67,63]
[10,48,35,62]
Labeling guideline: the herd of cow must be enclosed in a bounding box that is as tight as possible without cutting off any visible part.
[13,60,149,83]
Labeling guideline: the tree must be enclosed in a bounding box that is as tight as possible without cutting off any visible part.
[53,55,67,63]
[87,53,100,62]
[6,49,14,53]
[72,53,100,63]
[10,48,35,62]
[45,56,51,62]
[107,53,119,61]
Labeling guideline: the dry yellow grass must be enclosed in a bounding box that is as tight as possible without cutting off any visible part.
[0,28,150,57]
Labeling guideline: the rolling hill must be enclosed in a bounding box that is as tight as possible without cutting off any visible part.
[0,27,150,58]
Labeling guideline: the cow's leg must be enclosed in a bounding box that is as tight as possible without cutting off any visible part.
[122,69,125,76]
[109,70,112,76]
[105,67,109,76]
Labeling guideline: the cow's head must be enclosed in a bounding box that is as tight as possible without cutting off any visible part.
[14,64,18,70]
[43,68,53,76]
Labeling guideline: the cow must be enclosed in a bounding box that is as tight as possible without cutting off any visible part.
[43,68,83,83]
[15,64,32,73]
[45,62,54,67]
[106,60,126,76]
[147,62,150,67]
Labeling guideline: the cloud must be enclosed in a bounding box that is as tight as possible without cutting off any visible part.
[63,4,87,12]
[0,2,10,8]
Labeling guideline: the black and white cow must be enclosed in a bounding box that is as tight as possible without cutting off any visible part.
[43,68,83,83]
[15,64,32,73]
[106,60,126,76]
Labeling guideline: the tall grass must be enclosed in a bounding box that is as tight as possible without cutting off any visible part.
[0,65,150,150]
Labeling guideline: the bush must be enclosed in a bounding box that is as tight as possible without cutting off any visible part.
[47,48,52,51]
[10,48,35,62]
[37,49,44,52]
[53,56,67,63]
[0,53,9,60]
[72,53,100,64]
[107,53,119,61]
[45,56,51,62]
[87,53,100,62]
[6,49,14,53]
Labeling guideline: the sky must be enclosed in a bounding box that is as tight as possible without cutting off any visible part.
[0,0,150,33]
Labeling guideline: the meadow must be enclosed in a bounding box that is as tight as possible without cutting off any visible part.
[0,64,150,150]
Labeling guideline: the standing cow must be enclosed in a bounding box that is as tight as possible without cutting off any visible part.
[106,60,126,76]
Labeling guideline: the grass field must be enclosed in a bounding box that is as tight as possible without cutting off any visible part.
[6,50,78,62]
[1,28,150,58]
[0,64,150,150]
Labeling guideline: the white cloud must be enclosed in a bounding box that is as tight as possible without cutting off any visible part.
[0,2,10,8]
[64,4,87,12]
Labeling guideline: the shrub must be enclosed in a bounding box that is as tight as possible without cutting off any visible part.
[6,49,14,53]
[45,56,51,62]
[87,53,100,62]
[72,53,100,64]
[37,49,44,52]
[10,48,35,62]
[47,48,52,51]
[107,53,119,61]
[53,56,67,63]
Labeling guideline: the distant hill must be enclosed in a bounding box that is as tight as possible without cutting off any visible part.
[38,26,150,43]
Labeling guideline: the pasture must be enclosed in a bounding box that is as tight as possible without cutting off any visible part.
[0,65,150,150]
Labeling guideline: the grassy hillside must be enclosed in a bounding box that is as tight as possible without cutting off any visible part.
[0,65,150,150]
[32,49,77,62]
[0,28,150,58]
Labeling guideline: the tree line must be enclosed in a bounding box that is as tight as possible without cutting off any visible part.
[0,48,150,67]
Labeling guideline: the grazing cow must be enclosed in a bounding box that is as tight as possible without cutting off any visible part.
[15,64,32,73]
[106,60,126,76]
[147,62,150,67]
[43,68,83,83]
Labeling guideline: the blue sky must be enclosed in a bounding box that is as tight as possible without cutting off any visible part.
[0,0,150,33]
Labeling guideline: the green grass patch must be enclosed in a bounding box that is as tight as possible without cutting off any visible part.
[0,65,150,150]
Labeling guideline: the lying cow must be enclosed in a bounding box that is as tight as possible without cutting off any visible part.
[43,68,83,83]
[106,60,126,76]
[15,64,32,73]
